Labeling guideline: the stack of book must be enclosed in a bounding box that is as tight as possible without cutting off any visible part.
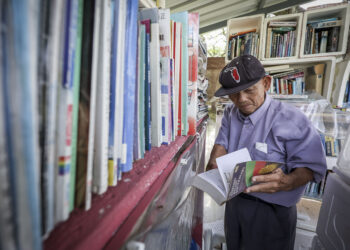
[304,17,341,54]
[265,21,297,58]
[227,29,259,60]
[269,69,305,96]
[304,172,328,199]
[0,0,201,247]
[197,38,208,121]
[319,134,345,157]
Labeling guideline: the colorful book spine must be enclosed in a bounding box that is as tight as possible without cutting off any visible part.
[108,0,118,186]
[70,0,84,212]
[171,12,189,136]
[55,0,79,223]
[187,12,199,136]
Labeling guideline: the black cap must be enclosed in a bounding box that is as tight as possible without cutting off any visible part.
[214,55,266,97]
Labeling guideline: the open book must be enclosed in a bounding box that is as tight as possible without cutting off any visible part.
[191,148,284,205]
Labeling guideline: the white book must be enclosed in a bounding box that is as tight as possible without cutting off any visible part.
[42,0,65,233]
[55,0,79,223]
[159,9,171,144]
[84,0,101,210]
[93,0,112,195]
[115,0,127,179]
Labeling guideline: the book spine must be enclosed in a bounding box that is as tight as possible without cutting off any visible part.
[55,0,79,223]
[70,0,84,212]
[120,0,138,172]
[92,0,111,195]
[75,0,96,210]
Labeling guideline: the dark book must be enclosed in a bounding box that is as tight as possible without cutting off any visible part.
[75,0,95,209]
[327,26,340,52]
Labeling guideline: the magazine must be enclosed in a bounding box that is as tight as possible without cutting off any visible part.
[192,157,284,205]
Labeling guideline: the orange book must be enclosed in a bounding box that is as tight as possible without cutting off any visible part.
[229,29,257,39]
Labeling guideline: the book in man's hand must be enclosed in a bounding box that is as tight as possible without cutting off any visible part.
[192,160,284,205]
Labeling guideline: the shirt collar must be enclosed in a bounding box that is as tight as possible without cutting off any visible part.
[236,93,272,126]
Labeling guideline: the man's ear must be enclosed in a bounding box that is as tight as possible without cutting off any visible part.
[263,75,272,92]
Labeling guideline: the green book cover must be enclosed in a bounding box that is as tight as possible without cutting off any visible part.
[70,0,84,212]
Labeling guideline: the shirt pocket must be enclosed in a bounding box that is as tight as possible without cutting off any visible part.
[251,147,269,161]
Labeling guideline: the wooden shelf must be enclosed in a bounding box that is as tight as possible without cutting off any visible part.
[261,57,336,101]
[261,13,302,61]
[300,4,350,58]
[225,14,264,63]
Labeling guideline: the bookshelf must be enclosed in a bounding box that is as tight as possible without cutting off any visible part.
[300,4,350,58]
[332,59,350,107]
[261,57,336,101]
[225,14,264,63]
[261,13,303,61]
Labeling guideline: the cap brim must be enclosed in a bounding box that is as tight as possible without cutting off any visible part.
[214,78,261,97]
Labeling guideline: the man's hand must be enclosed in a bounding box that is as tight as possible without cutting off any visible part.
[245,167,314,193]
[206,144,227,171]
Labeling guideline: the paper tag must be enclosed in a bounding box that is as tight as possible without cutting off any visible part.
[255,142,267,154]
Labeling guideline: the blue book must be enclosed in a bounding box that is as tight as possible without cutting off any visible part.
[141,20,152,151]
[121,0,139,173]
[108,0,118,186]
[346,80,350,105]
[4,0,42,248]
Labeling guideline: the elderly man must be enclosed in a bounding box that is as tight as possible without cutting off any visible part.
[207,55,327,250]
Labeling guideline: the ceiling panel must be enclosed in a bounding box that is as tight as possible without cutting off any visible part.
[165,0,313,33]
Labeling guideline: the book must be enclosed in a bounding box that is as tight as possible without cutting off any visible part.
[139,8,162,147]
[92,0,111,194]
[140,20,152,151]
[55,0,79,223]
[192,160,284,205]
[75,0,96,210]
[309,19,342,29]
[70,0,84,212]
[120,0,138,173]
[187,12,199,136]
[40,0,65,233]
[108,0,118,185]
[269,21,297,27]
[137,24,146,158]
[171,12,189,136]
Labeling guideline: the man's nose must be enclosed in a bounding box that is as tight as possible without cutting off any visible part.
[238,92,248,102]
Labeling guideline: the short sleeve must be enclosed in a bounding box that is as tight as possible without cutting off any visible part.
[214,105,232,151]
[285,119,327,183]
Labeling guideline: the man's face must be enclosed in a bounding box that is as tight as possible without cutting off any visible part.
[228,76,271,116]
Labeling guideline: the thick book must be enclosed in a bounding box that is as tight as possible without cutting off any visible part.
[192,160,284,205]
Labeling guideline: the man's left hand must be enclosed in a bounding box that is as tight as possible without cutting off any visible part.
[245,167,314,193]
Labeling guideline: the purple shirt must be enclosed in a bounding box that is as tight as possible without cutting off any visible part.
[215,94,327,207]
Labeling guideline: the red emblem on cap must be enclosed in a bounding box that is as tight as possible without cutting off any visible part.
[231,67,240,83]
